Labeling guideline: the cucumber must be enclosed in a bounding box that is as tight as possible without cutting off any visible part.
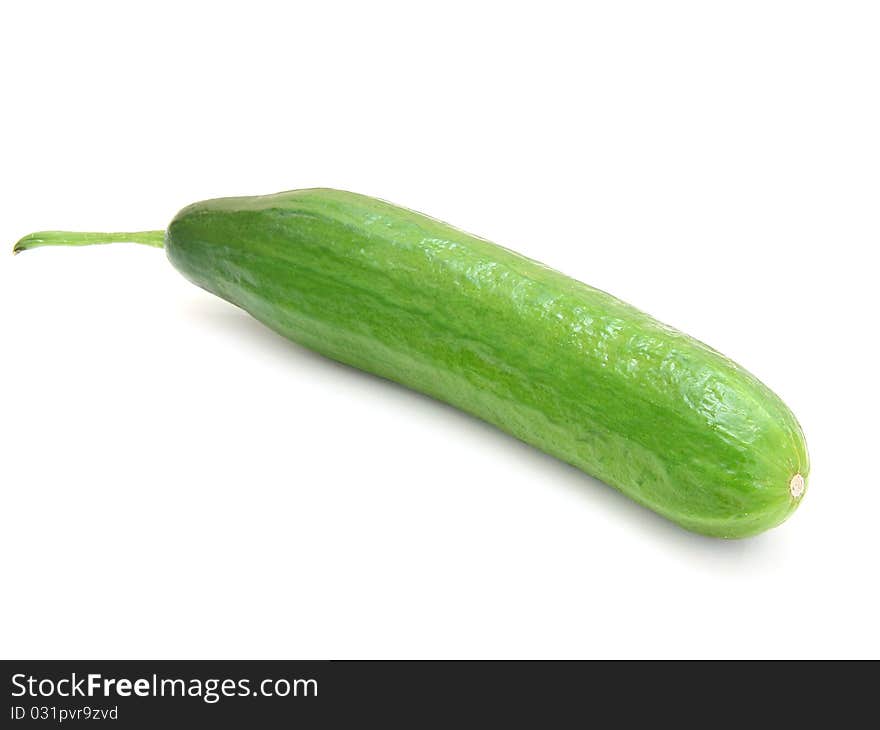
[14,188,809,537]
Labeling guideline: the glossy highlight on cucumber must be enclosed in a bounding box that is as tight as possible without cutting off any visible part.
[14,188,809,538]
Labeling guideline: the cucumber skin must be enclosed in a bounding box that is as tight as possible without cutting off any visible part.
[166,189,808,538]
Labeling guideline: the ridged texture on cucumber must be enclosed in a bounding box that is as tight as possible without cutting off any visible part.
[166,188,808,537]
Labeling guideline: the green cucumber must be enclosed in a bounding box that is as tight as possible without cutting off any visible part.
[14,188,808,537]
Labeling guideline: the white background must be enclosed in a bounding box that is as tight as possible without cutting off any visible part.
[1,1,877,659]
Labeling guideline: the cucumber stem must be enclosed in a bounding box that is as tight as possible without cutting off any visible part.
[13,230,165,255]
[789,473,806,499]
